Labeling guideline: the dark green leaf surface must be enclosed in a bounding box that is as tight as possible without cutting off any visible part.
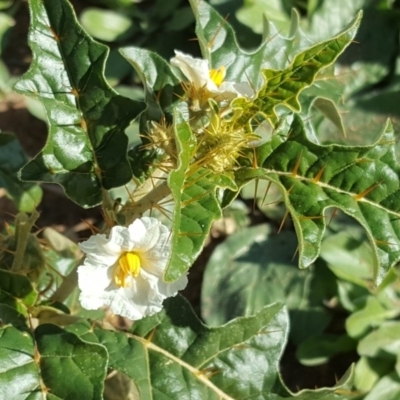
[120,47,181,122]
[69,295,291,400]
[0,324,108,400]
[201,224,334,345]
[201,224,302,326]
[0,133,42,212]
[0,326,40,399]
[0,270,38,311]
[165,112,236,281]
[68,295,356,399]
[14,0,145,207]
[35,324,108,400]
[262,115,400,284]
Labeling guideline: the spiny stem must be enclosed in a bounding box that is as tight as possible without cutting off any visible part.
[11,211,40,272]
[124,180,172,225]
[49,258,80,303]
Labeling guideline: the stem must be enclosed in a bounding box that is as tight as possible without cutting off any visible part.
[126,181,171,224]
[124,180,172,225]
[11,211,40,272]
[49,259,80,303]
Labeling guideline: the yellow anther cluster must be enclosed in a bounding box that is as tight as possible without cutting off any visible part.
[209,66,226,87]
[114,252,141,288]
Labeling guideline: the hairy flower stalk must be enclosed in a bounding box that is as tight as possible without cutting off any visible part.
[77,217,187,320]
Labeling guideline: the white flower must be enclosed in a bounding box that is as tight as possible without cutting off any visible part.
[77,217,187,320]
[170,50,253,108]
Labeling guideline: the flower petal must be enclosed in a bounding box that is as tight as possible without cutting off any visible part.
[78,263,115,295]
[109,274,165,320]
[128,217,162,252]
[171,50,214,90]
[77,217,185,320]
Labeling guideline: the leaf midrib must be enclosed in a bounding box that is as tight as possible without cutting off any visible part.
[127,332,235,400]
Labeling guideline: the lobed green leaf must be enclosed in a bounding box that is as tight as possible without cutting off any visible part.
[68,295,357,399]
[261,115,400,284]
[0,324,107,399]
[14,0,145,207]
[69,295,291,399]
[233,12,361,127]
[189,0,311,88]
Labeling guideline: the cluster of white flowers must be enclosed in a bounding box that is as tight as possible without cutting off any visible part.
[77,217,187,320]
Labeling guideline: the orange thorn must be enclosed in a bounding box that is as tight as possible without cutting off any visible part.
[353,181,381,201]
[207,15,229,50]
[197,367,221,379]
[253,179,259,213]
[375,239,397,247]
[146,328,156,343]
[327,207,338,227]
[71,87,79,97]
[261,181,272,206]
[312,165,325,183]
[298,215,323,221]
[278,209,290,234]
[291,151,303,177]
[49,27,60,42]
[291,246,299,261]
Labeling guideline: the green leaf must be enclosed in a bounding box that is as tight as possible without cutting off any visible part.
[165,112,236,281]
[14,0,145,207]
[80,8,134,42]
[320,230,375,286]
[363,372,400,400]
[260,115,400,284]
[0,270,38,312]
[296,334,356,366]
[0,133,42,212]
[189,0,308,88]
[354,356,393,392]
[236,0,291,34]
[68,296,356,399]
[119,46,182,127]
[35,324,108,399]
[0,304,29,329]
[312,97,346,137]
[69,296,291,399]
[235,12,361,126]
[0,326,40,399]
[357,321,400,358]
[0,324,108,400]
[201,224,304,326]
[189,0,359,97]
[201,224,335,345]
[346,296,399,339]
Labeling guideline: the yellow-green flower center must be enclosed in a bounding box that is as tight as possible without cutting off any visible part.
[114,252,141,288]
[209,66,226,87]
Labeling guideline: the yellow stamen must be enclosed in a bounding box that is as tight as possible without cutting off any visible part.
[209,66,226,87]
[114,252,141,288]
